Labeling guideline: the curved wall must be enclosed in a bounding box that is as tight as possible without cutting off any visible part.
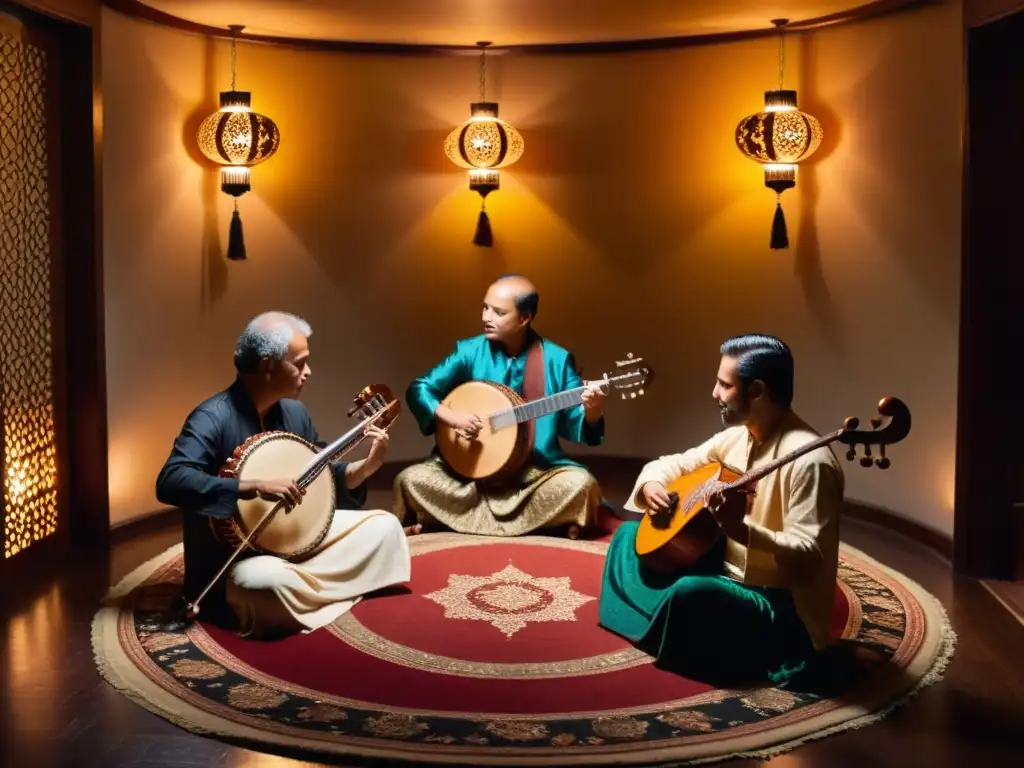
[99,0,963,533]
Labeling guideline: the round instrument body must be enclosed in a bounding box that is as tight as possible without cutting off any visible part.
[217,432,336,561]
[436,381,533,484]
[635,463,742,572]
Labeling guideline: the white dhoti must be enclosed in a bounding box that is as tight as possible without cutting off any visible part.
[225,509,410,638]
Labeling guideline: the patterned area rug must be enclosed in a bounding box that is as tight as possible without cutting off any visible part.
[93,533,955,766]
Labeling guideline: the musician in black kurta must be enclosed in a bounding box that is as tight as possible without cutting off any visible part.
[156,312,415,637]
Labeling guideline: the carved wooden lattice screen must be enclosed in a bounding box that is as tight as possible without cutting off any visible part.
[0,17,60,561]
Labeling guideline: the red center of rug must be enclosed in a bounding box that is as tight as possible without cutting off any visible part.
[342,545,633,663]
[202,537,853,715]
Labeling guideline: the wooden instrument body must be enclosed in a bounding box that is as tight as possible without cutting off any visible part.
[214,431,336,562]
[436,380,534,485]
[635,463,745,573]
[632,396,913,574]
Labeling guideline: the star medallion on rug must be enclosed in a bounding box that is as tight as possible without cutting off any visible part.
[93,533,956,766]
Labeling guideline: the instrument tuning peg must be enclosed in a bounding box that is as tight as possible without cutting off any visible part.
[638,388,644,396]
[846,447,856,462]
[843,416,860,430]
[859,443,874,468]
[871,418,882,430]
[875,444,890,469]
[621,392,627,400]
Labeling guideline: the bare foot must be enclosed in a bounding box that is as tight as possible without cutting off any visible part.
[404,524,423,537]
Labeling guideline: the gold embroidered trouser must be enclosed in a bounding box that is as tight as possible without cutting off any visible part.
[392,456,602,536]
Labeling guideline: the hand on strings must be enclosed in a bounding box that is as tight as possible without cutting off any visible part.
[253,478,304,509]
[641,481,675,516]
[364,424,390,467]
[449,411,484,441]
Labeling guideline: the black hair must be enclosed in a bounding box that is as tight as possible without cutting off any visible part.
[720,334,794,406]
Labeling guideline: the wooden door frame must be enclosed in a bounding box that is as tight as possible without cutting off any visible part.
[0,0,107,585]
[953,7,1024,579]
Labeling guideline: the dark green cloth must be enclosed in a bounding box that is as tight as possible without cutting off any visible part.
[598,521,815,686]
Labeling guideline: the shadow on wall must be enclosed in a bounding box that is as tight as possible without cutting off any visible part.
[794,30,845,357]
[180,35,229,307]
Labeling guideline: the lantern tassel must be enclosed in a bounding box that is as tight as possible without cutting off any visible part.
[770,197,789,250]
[228,202,247,261]
[473,202,493,247]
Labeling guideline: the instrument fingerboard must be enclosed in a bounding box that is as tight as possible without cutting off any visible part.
[491,388,585,428]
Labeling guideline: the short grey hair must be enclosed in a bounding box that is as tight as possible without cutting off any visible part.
[234,311,312,374]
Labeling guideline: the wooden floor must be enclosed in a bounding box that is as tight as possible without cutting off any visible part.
[3,479,1024,768]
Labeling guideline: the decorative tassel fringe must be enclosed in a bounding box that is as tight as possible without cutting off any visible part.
[473,208,493,247]
[770,200,789,250]
[227,207,247,261]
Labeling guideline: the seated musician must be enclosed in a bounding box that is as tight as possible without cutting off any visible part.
[393,275,607,537]
[155,311,420,639]
[598,334,843,685]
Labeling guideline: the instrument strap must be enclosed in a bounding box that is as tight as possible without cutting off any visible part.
[524,336,545,401]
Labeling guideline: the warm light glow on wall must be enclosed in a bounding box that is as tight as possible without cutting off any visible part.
[1,22,60,560]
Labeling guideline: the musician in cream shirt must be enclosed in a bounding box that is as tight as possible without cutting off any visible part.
[598,335,844,686]
[156,311,419,638]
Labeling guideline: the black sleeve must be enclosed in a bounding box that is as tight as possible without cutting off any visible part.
[155,407,239,519]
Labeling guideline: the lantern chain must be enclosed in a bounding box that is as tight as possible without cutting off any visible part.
[228,24,245,91]
[479,45,486,101]
[778,28,785,89]
[771,19,788,90]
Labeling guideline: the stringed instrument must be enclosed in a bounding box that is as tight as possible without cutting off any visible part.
[436,353,653,485]
[183,383,400,621]
[634,396,912,573]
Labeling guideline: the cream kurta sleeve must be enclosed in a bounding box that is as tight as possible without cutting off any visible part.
[623,430,736,512]
[745,454,843,588]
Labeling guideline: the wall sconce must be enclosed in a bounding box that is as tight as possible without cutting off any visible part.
[735,19,822,250]
[196,25,281,261]
[443,42,524,247]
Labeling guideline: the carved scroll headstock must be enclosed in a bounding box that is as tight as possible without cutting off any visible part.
[838,397,911,469]
[346,383,401,431]
[594,352,654,401]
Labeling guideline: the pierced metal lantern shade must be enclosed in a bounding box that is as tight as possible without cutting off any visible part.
[735,89,822,249]
[197,90,281,197]
[444,101,524,196]
[444,101,523,247]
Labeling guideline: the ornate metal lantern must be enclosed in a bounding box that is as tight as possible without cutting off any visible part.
[196,26,281,260]
[735,20,823,249]
[443,42,524,247]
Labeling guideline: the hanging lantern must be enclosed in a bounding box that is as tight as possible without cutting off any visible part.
[196,25,281,261]
[443,42,524,247]
[735,19,822,250]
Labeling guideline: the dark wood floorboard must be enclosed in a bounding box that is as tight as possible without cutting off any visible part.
[3,473,1024,767]
[982,579,1024,627]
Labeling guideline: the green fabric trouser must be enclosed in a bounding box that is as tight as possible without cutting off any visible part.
[598,521,815,686]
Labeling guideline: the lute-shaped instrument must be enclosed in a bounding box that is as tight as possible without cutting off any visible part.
[634,396,912,572]
[436,353,653,485]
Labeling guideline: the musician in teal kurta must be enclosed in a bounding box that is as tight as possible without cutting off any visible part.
[393,275,607,536]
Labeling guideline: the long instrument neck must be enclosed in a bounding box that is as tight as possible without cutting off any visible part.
[491,386,587,428]
[723,428,844,491]
[295,403,395,488]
